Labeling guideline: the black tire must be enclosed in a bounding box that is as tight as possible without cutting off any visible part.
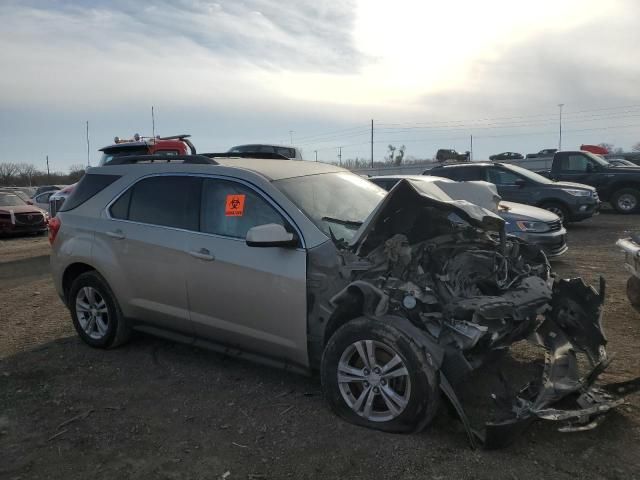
[540,202,570,224]
[627,276,640,313]
[68,271,131,348]
[321,317,440,433]
[611,188,640,214]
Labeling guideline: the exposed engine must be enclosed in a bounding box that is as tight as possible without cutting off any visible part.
[326,178,639,448]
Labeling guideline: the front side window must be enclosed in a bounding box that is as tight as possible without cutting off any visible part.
[200,179,286,239]
[487,167,522,186]
[110,176,201,230]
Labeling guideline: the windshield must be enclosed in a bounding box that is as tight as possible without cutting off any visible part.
[0,194,26,207]
[503,163,554,184]
[274,172,386,243]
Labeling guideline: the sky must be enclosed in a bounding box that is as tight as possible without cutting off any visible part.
[1,0,639,171]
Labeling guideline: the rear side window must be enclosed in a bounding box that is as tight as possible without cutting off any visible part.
[436,167,482,181]
[200,179,286,239]
[59,174,121,212]
[110,176,201,231]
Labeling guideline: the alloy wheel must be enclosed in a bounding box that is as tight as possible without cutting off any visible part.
[75,286,109,340]
[337,340,411,422]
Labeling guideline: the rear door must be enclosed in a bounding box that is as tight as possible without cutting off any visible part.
[184,177,308,368]
[98,175,201,334]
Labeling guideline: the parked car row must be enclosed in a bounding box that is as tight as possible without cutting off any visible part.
[423,161,599,223]
[370,175,568,257]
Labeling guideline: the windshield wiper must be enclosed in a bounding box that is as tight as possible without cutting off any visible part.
[321,216,363,227]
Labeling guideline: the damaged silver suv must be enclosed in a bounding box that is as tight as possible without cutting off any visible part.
[50,155,638,448]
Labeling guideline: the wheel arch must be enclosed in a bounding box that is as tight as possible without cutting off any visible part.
[62,262,98,304]
[323,281,388,346]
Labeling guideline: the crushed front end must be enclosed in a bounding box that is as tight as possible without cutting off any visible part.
[334,179,639,448]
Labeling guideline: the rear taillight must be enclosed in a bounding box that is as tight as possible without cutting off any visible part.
[48,216,61,245]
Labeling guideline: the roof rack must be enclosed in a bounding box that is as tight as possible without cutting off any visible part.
[203,152,289,160]
[105,154,218,166]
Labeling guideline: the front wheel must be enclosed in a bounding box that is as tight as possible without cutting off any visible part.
[321,317,440,433]
[540,202,569,224]
[611,188,640,214]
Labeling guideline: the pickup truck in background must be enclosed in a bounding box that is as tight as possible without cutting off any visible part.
[538,151,640,213]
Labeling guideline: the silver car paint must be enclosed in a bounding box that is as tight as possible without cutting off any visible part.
[51,161,345,370]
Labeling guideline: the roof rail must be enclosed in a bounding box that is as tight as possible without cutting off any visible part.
[105,154,218,166]
[203,152,290,160]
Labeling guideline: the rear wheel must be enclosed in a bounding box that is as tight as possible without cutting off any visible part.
[321,317,440,433]
[68,271,131,348]
[540,202,569,224]
[611,188,640,214]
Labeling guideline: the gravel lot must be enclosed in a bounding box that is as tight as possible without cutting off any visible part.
[1,212,639,480]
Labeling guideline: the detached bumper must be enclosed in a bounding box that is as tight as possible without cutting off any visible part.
[616,237,640,278]
[441,277,640,449]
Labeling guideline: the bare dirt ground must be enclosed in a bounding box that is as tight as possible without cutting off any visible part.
[1,213,639,480]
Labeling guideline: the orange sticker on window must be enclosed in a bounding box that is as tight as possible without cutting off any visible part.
[225,194,246,216]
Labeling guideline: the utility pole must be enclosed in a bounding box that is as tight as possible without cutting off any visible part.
[46,155,50,183]
[314,150,318,162]
[152,106,156,138]
[470,134,473,161]
[338,146,342,166]
[370,119,374,168]
[558,103,564,151]
[289,130,294,145]
[86,121,90,167]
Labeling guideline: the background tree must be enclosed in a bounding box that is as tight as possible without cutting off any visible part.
[394,145,406,165]
[385,144,396,163]
[598,143,614,153]
[0,162,19,185]
[68,164,86,183]
[17,163,38,186]
[632,142,640,152]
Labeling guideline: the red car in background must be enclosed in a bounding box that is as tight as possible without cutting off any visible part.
[580,144,610,155]
[0,192,48,236]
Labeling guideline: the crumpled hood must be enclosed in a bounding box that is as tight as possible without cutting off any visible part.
[349,178,505,255]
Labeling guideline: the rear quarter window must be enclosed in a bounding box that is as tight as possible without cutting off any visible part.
[59,174,121,212]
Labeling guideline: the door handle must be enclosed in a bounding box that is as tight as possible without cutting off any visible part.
[188,248,215,261]
[106,229,125,240]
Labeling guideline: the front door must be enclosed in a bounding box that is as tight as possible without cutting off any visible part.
[485,166,531,204]
[185,178,308,369]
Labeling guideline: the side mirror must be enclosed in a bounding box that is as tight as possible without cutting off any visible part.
[246,223,298,248]
[514,179,527,188]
